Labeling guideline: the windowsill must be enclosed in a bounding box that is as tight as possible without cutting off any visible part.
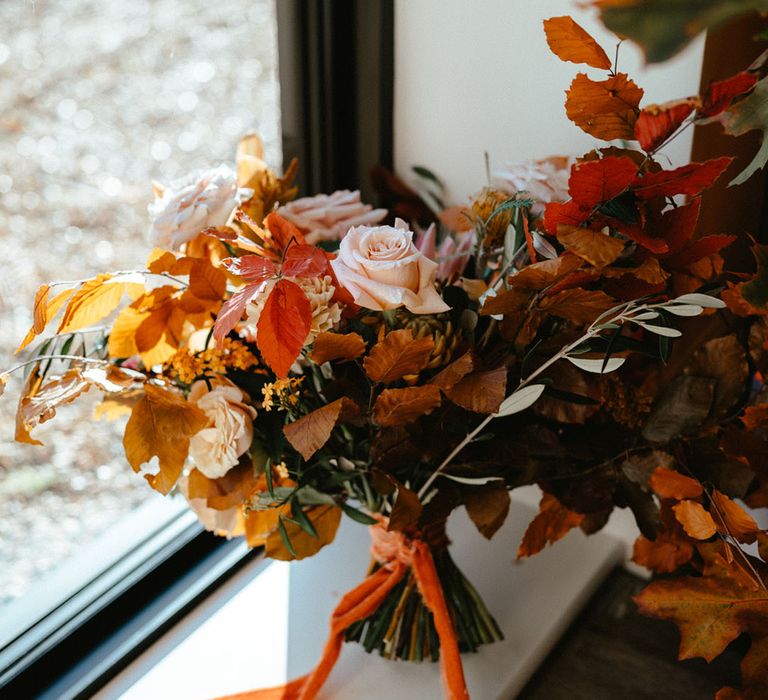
[96,488,625,700]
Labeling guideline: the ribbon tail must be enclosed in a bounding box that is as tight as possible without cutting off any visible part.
[412,542,469,700]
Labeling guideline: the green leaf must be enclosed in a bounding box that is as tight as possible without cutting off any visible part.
[596,0,768,63]
[277,516,298,557]
[495,384,546,417]
[265,457,275,498]
[412,165,445,190]
[724,75,768,185]
[287,503,319,539]
[602,324,623,372]
[597,191,640,224]
[484,197,534,229]
[566,356,626,373]
[340,502,378,525]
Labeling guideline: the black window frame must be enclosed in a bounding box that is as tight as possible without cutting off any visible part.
[0,2,394,697]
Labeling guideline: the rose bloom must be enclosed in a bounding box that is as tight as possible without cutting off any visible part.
[492,156,571,215]
[278,189,387,245]
[188,379,256,479]
[148,164,239,250]
[330,219,450,314]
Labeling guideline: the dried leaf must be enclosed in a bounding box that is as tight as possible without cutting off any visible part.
[388,481,423,532]
[363,329,434,384]
[123,384,208,495]
[464,480,511,539]
[444,366,507,414]
[700,70,758,119]
[518,492,584,558]
[633,532,694,573]
[565,72,644,141]
[650,466,704,500]
[429,350,476,391]
[264,211,306,251]
[557,225,625,268]
[711,490,759,544]
[16,287,74,352]
[632,157,733,199]
[266,505,342,561]
[256,278,312,377]
[308,331,366,365]
[543,16,612,69]
[373,385,442,426]
[635,99,697,152]
[283,397,360,461]
[568,156,638,208]
[540,288,616,323]
[673,500,717,540]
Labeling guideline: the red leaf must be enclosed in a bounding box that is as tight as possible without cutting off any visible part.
[632,157,733,199]
[654,199,701,254]
[663,234,736,270]
[264,211,306,252]
[635,99,697,152]
[256,279,312,377]
[212,284,262,343]
[282,244,329,278]
[568,156,638,209]
[221,255,277,283]
[542,200,588,235]
[700,71,758,118]
[611,221,670,254]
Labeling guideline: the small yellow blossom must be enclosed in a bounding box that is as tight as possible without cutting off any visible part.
[168,338,260,384]
[261,377,304,412]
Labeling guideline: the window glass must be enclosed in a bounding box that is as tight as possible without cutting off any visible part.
[0,0,281,609]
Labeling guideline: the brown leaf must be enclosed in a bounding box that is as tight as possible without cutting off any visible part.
[428,350,476,391]
[507,254,583,292]
[444,366,507,414]
[308,331,366,365]
[283,397,360,461]
[543,16,612,69]
[565,72,644,141]
[123,384,208,495]
[650,466,704,500]
[633,532,694,574]
[388,481,423,532]
[518,492,584,558]
[464,481,511,539]
[673,500,717,540]
[363,329,434,383]
[373,385,441,426]
[266,505,342,561]
[539,288,615,323]
[711,490,759,544]
[187,462,261,511]
[557,225,625,268]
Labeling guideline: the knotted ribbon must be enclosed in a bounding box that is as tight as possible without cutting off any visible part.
[217,520,469,700]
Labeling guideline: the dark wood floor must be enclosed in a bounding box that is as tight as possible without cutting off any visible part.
[518,568,745,700]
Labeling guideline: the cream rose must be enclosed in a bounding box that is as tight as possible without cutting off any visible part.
[188,379,256,479]
[148,164,239,250]
[330,219,450,314]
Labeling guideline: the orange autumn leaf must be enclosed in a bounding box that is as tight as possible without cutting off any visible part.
[518,492,584,558]
[673,500,717,540]
[388,480,423,532]
[635,99,697,153]
[256,278,312,378]
[710,490,759,544]
[16,285,74,352]
[565,72,644,141]
[309,331,367,365]
[556,225,625,268]
[464,480,511,540]
[568,156,638,208]
[634,574,768,664]
[188,258,227,301]
[444,366,506,414]
[507,254,583,292]
[57,274,141,334]
[187,462,261,511]
[429,350,476,391]
[373,385,442,426]
[543,16,612,70]
[123,384,208,495]
[266,504,342,561]
[650,466,703,500]
[245,508,282,548]
[363,329,434,384]
[633,532,694,574]
[264,211,306,251]
[743,404,768,431]
[283,397,360,461]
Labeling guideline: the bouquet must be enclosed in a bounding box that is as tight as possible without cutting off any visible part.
[5,6,768,699]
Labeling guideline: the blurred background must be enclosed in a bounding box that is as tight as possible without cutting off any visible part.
[0,0,281,607]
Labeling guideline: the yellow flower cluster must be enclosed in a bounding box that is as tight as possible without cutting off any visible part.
[168,338,259,384]
[261,377,304,412]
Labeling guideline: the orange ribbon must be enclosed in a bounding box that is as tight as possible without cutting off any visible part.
[218,523,469,700]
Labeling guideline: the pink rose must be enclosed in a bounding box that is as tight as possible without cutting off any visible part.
[330,219,450,314]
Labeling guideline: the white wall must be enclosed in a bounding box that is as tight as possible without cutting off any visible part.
[394,0,705,204]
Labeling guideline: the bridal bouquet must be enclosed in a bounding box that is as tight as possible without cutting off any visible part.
[5,6,768,698]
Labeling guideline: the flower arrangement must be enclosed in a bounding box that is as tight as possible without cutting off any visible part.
[4,5,768,698]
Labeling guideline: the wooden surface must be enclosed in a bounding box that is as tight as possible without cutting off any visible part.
[519,568,744,700]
